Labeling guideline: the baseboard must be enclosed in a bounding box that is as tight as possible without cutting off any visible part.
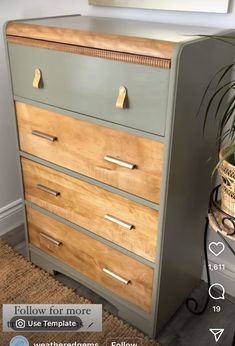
[202,255,235,297]
[0,199,24,236]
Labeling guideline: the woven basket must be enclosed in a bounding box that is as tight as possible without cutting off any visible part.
[219,146,235,217]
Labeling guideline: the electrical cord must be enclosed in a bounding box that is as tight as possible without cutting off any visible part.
[186,185,235,315]
[186,216,211,314]
[232,331,235,346]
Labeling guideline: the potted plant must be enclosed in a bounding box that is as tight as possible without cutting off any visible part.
[200,39,235,218]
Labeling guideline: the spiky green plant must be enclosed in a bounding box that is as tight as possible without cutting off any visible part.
[198,36,235,170]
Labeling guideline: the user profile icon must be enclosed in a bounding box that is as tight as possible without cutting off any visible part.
[9,335,29,346]
[208,283,225,300]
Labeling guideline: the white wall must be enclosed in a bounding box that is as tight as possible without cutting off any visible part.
[0,1,234,289]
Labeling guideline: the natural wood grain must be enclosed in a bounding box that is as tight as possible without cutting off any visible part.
[22,158,158,261]
[27,206,154,312]
[16,102,164,203]
[6,36,171,69]
[6,21,176,60]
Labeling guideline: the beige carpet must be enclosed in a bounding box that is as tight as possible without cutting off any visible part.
[0,240,160,345]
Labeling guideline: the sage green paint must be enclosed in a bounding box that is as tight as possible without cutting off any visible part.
[154,34,235,334]
[14,96,165,143]
[29,245,154,335]
[8,43,170,136]
[5,14,235,339]
[20,151,159,211]
[25,200,155,268]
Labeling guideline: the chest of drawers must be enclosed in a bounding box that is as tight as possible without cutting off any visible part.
[5,15,234,337]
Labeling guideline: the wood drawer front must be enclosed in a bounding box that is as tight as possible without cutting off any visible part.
[22,158,158,262]
[16,102,164,203]
[9,44,169,136]
[27,207,154,312]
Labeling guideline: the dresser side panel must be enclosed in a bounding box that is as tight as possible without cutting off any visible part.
[155,35,235,333]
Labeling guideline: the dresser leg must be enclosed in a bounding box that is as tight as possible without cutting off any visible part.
[29,248,155,337]
[29,250,58,275]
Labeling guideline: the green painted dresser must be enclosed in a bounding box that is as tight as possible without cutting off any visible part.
[4,15,234,337]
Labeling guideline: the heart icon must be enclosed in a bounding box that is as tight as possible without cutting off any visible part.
[208,242,225,257]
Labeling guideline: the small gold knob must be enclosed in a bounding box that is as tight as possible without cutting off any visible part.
[116,86,127,109]
[33,68,42,88]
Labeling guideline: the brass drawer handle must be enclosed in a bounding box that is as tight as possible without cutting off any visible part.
[40,233,62,246]
[103,268,130,285]
[104,214,134,230]
[116,85,127,109]
[32,130,57,142]
[37,184,60,197]
[33,68,42,89]
[104,155,136,170]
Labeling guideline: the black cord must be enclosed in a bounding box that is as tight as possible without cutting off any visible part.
[232,331,235,346]
[186,217,211,314]
[186,184,235,315]
[217,231,235,256]
[209,185,235,257]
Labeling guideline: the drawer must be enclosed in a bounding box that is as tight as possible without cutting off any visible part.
[9,44,169,136]
[22,158,158,261]
[27,207,154,312]
[16,102,164,203]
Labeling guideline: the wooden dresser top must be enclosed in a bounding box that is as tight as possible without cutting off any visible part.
[6,15,222,60]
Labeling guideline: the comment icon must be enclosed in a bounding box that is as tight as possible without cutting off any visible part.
[208,283,225,300]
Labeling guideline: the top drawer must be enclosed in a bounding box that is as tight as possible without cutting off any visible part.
[8,43,170,136]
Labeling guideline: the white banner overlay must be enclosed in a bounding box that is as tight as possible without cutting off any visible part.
[3,304,102,332]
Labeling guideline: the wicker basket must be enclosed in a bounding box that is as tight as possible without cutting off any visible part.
[219,146,235,217]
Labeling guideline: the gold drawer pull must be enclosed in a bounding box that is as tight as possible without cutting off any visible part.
[37,184,60,196]
[116,85,127,109]
[33,68,42,88]
[32,130,57,142]
[40,233,62,246]
[103,268,130,285]
[104,214,134,230]
[104,155,136,170]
